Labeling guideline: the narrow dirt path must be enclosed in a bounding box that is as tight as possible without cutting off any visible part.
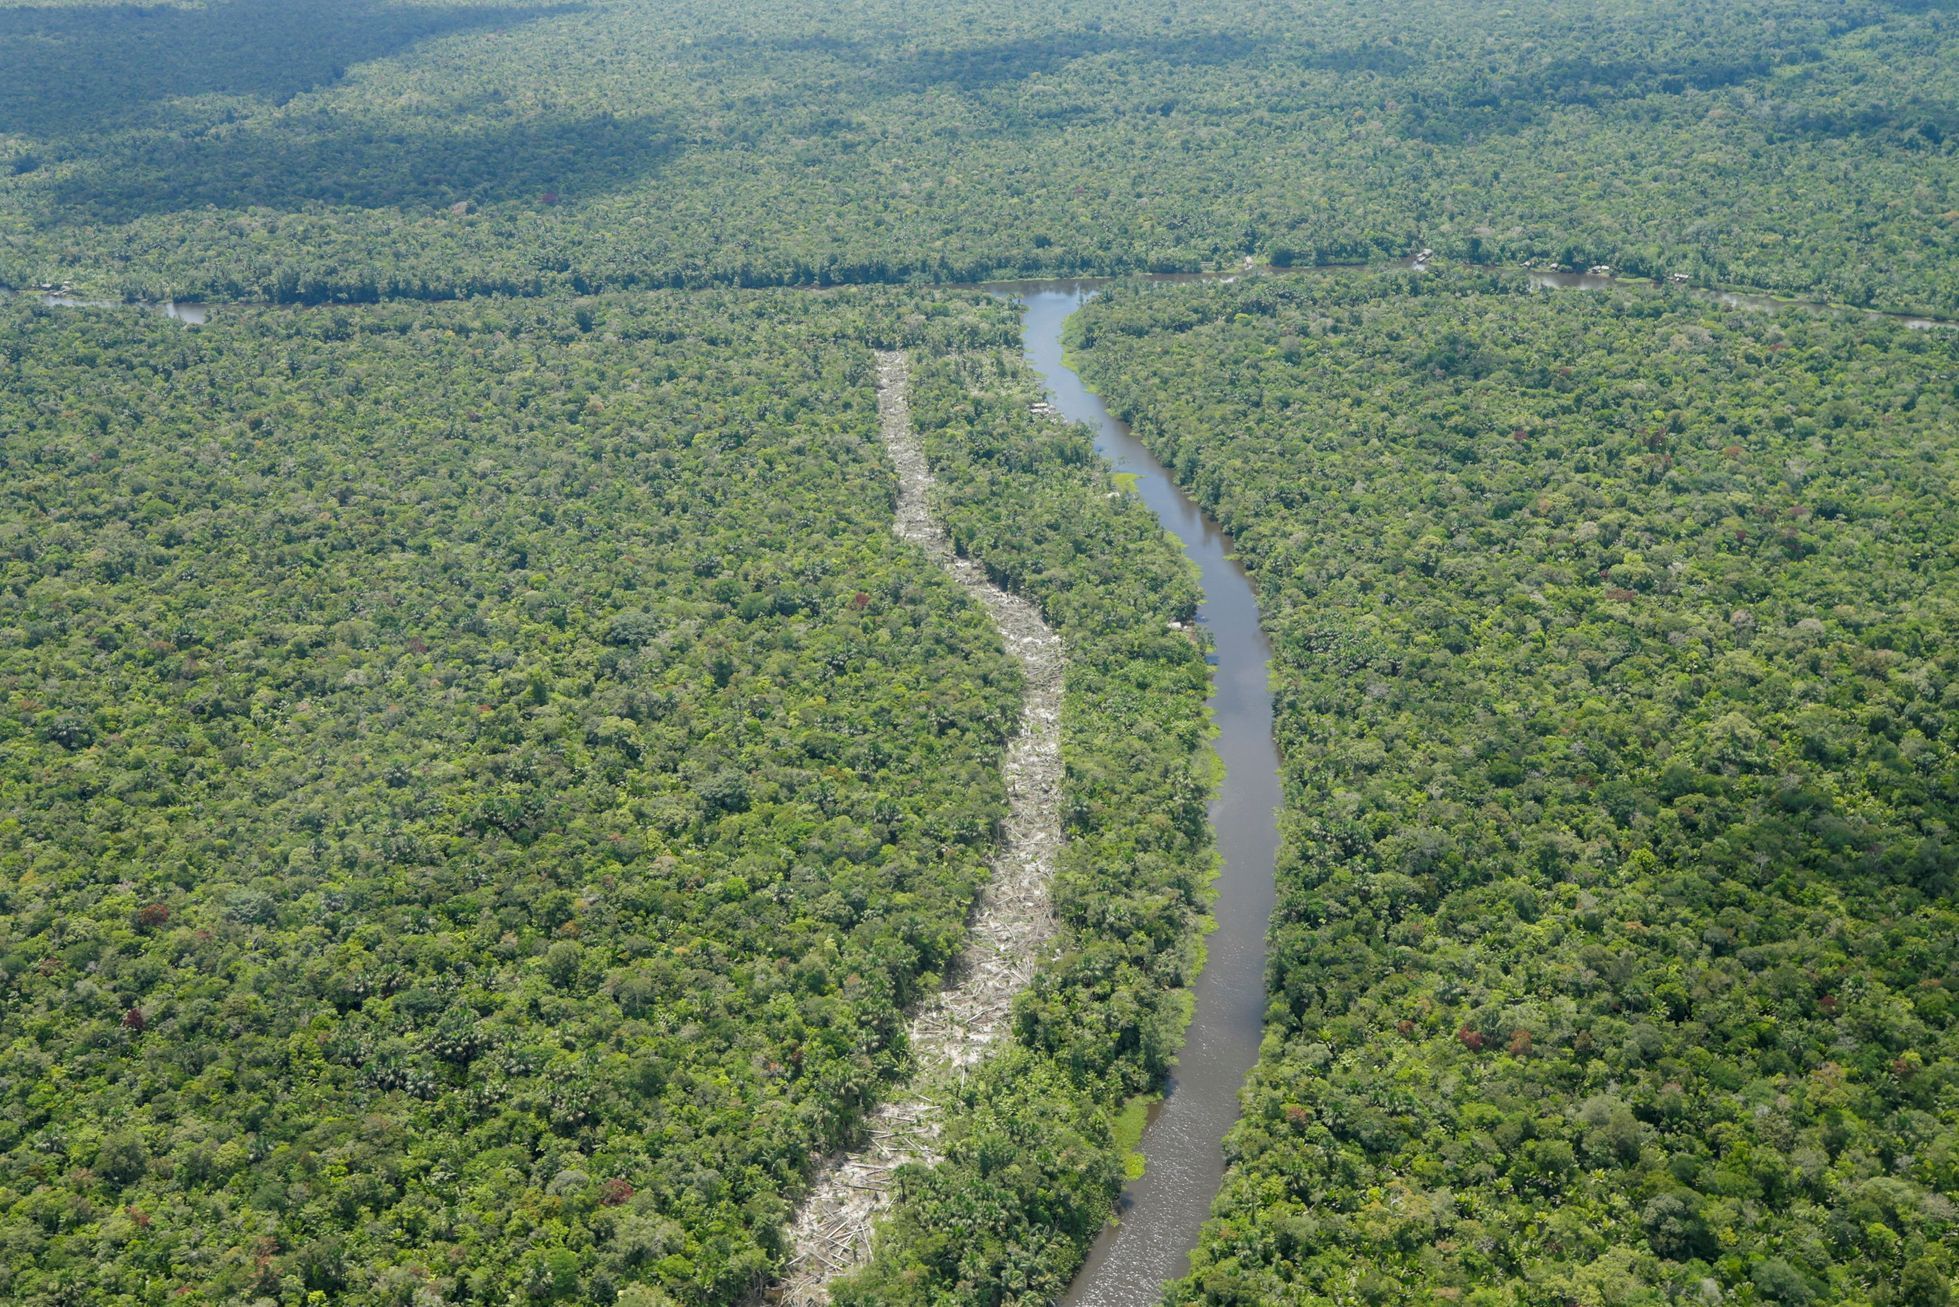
[772,350,1065,1304]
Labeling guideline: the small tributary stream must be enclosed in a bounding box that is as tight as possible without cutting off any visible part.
[1012,284,1284,1306]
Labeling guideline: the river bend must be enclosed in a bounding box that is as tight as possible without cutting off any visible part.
[1014,287,1284,1306]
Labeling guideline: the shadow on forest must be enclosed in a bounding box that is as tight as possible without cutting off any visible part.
[0,0,578,139]
[47,109,674,221]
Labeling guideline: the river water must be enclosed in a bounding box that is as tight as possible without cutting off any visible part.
[28,292,209,324]
[1012,285,1284,1306]
[999,262,1943,1306]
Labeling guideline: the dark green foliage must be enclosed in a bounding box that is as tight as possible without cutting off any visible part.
[0,291,1035,1305]
[835,1051,1123,1307]
[1,0,1953,313]
[1070,270,1959,1305]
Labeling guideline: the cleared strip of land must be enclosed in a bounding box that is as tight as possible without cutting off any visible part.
[774,350,1065,1304]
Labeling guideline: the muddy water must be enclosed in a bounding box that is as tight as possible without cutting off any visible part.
[1015,286,1283,1306]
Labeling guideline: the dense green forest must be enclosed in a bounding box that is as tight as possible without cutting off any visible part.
[5,0,1959,1303]
[0,289,1220,1305]
[0,292,1035,1304]
[1068,271,1959,1305]
[1,0,1954,312]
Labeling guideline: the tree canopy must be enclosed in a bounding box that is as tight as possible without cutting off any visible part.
[0,291,1037,1304]
[0,0,1952,312]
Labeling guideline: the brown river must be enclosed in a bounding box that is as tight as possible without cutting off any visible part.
[999,261,1951,1304]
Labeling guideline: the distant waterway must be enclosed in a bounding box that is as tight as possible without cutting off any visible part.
[1011,285,1284,1306]
[12,262,1953,332]
[15,291,209,324]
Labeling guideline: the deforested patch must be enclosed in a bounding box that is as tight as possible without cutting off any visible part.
[771,350,1065,1304]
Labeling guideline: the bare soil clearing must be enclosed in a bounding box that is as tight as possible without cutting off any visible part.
[772,350,1065,1304]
